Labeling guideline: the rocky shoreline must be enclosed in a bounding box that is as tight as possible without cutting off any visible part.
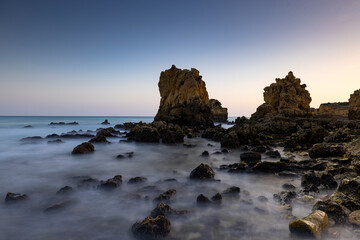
[9,66,360,239]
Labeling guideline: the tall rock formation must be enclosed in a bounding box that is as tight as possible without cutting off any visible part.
[349,89,360,120]
[208,99,228,122]
[154,65,214,127]
[251,71,312,120]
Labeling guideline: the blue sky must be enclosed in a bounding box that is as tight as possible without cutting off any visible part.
[1,0,360,116]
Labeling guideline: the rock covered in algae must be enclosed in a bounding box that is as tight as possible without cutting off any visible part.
[289,210,329,238]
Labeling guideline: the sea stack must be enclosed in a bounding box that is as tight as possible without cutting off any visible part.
[251,71,312,120]
[154,65,214,127]
[349,89,360,120]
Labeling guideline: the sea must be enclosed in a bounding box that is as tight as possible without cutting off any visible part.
[0,116,357,240]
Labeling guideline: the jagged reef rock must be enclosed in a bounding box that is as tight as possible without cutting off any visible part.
[349,89,360,120]
[308,143,345,158]
[132,215,171,240]
[312,102,349,119]
[289,210,329,238]
[208,99,228,122]
[251,71,311,120]
[313,177,360,223]
[154,65,213,127]
[71,142,94,154]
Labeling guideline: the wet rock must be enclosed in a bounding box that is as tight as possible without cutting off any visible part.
[5,192,29,203]
[44,199,73,212]
[150,202,188,218]
[47,139,63,144]
[88,135,109,143]
[250,145,267,153]
[71,142,94,154]
[265,150,281,158]
[49,121,78,125]
[208,99,228,122]
[96,127,120,137]
[201,151,209,157]
[99,175,122,190]
[222,186,240,196]
[46,133,60,138]
[154,65,214,127]
[301,171,338,190]
[24,125,33,128]
[348,210,360,227]
[254,206,269,215]
[220,131,239,149]
[282,183,296,191]
[221,148,229,153]
[21,136,42,141]
[131,125,160,143]
[128,177,147,184]
[56,186,73,195]
[196,194,212,205]
[301,195,315,204]
[257,196,268,202]
[116,154,125,159]
[309,143,345,158]
[189,163,215,180]
[313,177,360,223]
[211,193,222,204]
[154,189,176,202]
[60,133,95,138]
[101,119,110,125]
[77,177,100,189]
[201,126,226,142]
[240,152,261,167]
[132,215,171,240]
[160,124,185,144]
[273,190,297,205]
[289,210,329,238]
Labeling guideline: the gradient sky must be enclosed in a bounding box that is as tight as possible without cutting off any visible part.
[1,0,360,116]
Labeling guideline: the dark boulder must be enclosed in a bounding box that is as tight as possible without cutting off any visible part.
[5,192,28,203]
[132,215,171,240]
[154,189,176,202]
[196,194,212,205]
[71,142,94,154]
[101,119,110,125]
[309,143,345,158]
[265,150,281,158]
[128,177,147,184]
[273,190,297,205]
[222,186,240,196]
[189,163,215,180]
[150,202,188,218]
[56,186,73,195]
[220,131,240,149]
[201,151,209,157]
[211,193,222,204]
[240,152,261,167]
[99,175,122,190]
[131,125,160,143]
[89,135,109,143]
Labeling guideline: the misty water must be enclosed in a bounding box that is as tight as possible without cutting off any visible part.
[0,117,357,240]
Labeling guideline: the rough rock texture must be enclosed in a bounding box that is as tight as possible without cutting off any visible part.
[150,202,188,218]
[154,65,213,127]
[313,177,360,223]
[308,143,345,158]
[349,89,360,120]
[289,210,329,238]
[71,142,95,154]
[208,99,228,122]
[132,215,171,240]
[312,102,349,119]
[251,72,312,120]
[5,192,29,203]
[132,125,160,143]
[189,163,215,180]
[99,175,122,190]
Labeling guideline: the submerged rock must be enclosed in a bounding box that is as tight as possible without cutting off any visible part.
[222,186,240,196]
[99,175,122,190]
[128,177,147,184]
[101,119,110,125]
[154,65,214,127]
[153,189,176,202]
[189,163,215,180]
[289,210,329,238]
[45,199,73,212]
[274,190,297,205]
[56,186,73,195]
[150,202,188,218]
[132,215,171,240]
[71,142,94,154]
[196,194,212,205]
[88,135,109,143]
[5,192,29,203]
[131,125,160,143]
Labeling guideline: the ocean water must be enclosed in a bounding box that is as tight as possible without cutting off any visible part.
[0,117,357,240]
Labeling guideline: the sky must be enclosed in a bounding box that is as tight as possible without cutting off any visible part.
[0,0,360,117]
